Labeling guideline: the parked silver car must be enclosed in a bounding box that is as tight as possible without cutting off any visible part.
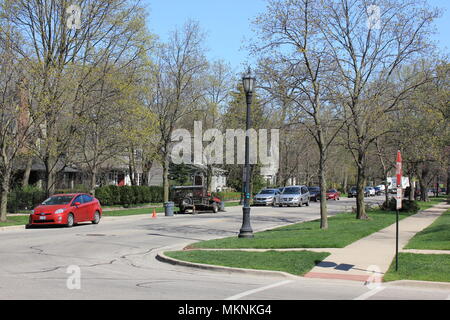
[273,187,285,206]
[278,186,310,207]
[253,188,280,206]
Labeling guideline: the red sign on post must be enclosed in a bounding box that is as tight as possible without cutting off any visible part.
[396,151,402,210]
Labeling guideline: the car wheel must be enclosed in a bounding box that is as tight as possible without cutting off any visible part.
[279,204,282,207]
[298,201,302,207]
[66,213,74,228]
[92,211,100,224]
[305,200,310,206]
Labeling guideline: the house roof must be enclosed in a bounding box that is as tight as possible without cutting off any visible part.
[14,159,80,173]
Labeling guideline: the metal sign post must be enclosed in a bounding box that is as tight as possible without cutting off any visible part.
[395,151,402,272]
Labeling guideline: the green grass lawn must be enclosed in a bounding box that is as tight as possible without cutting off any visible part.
[405,209,450,250]
[102,206,166,216]
[190,209,416,249]
[0,215,29,227]
[102,203,163,209]
[165,250,330,276]
[383,253,450,283]
[418,197,447,210]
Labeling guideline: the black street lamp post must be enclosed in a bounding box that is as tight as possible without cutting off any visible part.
[238,69,255,239]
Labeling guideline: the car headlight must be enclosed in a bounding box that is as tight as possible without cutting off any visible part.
[55,209,66,214]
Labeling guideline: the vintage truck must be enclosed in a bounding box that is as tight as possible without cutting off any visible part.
[171,186,223,214]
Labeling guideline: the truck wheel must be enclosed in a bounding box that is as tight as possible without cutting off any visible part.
[212,203,218,213]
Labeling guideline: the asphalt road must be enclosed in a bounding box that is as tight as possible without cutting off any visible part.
[0,196,448,300]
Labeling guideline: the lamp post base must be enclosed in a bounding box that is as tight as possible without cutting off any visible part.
[238,206,254,238]
[238,231,254,238]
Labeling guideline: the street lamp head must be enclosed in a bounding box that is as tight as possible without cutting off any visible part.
[242,67,256,94]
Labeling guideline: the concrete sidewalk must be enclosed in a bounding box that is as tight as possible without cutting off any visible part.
[304,203,450,282]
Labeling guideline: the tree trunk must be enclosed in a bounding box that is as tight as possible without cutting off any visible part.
[356,165,368,219]
[0,190,8,223]
[45,156,57,197]
[22,156,33,188]
[419,178,429,202]
[446,165,450,196]
[0,169,11,222]
[206,165,213,192]
[419,163,430,202]
[384,180,389,209]
[90,168,97,196]
[408,174,415,201]
[343,170,348,195]
[162,155,170,203]
[318,150,328,229]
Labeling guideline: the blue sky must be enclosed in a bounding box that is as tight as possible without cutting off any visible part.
[144,0,450,72]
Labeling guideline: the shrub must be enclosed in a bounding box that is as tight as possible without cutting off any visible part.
[119,186,134,206]
[107,185,121,205]
[383,197,420,213]
[149,186,164,203]
[7,186,47,213]
[94,185,164,206]
[94,186,112,206]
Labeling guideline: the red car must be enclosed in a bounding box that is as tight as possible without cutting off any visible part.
[27,193,102,228]
[326,189,341,200]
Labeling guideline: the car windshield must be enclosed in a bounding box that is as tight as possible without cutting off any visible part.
[327,189,336,193]
[283,187,300,194]
[308,187,320,192]
[259,189,275,195]
[42,195,74,205]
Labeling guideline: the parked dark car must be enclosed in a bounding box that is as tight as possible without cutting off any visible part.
[374,186,382,195]
[348,187,370,197]
[348,187,358,198]
[308,186,321,202]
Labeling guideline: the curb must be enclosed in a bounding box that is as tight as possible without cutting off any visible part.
[156,251,299,280]
[385,280,450,291]
[0,225,26,232]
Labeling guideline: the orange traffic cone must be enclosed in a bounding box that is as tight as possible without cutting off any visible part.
[152,209,157,219]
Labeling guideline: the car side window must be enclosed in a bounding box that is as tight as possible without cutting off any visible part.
[72,195,84,205]
[82,195,93,203]
[301,187,308,194]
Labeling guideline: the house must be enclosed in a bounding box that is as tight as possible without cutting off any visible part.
[14,158,82,190]
[18,157,228,192]
[99,161,227,191]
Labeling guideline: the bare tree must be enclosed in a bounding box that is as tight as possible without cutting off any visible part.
[1,0,150,195]
[0,30,39,221]
[147,20,208,202]
[252,0,345,229]
[318,0,440,219]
